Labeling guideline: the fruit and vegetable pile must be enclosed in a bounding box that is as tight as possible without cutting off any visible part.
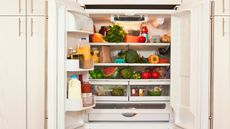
[115,48,170,64]
[90,23,171,43]
[90,66,170,79]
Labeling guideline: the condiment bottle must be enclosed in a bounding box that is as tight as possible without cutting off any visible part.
[139,89,145,96]
[70,50,79,59]
[140,25,149,43]
[68,75,81,99]
[81,82,93,107]
[131,88,139,96]
[67,48,74,59]
[92,48,99,63]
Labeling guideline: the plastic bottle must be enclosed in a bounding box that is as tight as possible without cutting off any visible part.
[68,75,82,99]
[77,38,93,69]
[141,25,149,43]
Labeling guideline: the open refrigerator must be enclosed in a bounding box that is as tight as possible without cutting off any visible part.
[48,0,211,129]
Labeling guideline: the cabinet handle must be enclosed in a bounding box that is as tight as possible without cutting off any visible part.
[222,18,225,36]
[19,18,21,36]
[31,18,33,36]
[31,0,34,14]
[210,1,215,17]
[19,0,21,13]
[222,0,225,13]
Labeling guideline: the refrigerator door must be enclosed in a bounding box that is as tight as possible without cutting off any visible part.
[48,1,93,129]
[213,16,230,129]
[171,1,210,129]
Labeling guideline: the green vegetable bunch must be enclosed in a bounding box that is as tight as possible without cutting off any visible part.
[105,24,127,43]
[111,87,125,96]
[131,71,141,79]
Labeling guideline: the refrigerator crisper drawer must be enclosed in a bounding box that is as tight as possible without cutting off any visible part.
[88,103,170,122]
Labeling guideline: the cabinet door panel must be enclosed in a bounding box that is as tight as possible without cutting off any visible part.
[27,16,46,129]
[0,16,26,129]
[27,0,47,16]
[213,17,230,129]
[0,0,26,15]
[214,0,230,15]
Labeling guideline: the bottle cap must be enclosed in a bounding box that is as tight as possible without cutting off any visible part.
[70,75,78,79]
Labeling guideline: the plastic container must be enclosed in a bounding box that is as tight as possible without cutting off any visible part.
[66,60,80,71]
[82,93,94,107]
[68,75,82,99]
[150,35,161,43]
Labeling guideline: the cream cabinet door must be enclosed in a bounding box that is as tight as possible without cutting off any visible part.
[27,16,46,129]
[0,16,27,129]
[0,0,26,15]
[27,0,47,16]
[214,0,230,16]
[213,16,230,129]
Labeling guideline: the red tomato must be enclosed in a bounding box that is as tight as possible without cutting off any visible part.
[141,72,151,79]
[138,36,146,43]
[151,72,160,79]
[159,58,169,63]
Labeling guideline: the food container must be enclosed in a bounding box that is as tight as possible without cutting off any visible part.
[66,59,80,71]
[150,35,161,43]
[125,35,139,43]
[131,88,139,96]
[82,93,94,107]
[147,87,162,96]
[139,89,145,96]
[111,87,125,96]
[114,58,125,63]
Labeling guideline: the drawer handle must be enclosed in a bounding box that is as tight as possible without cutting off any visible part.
[121,113,137,117]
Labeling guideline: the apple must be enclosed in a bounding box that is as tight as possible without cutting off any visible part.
[151,71,160,79]
[138,36,146,43]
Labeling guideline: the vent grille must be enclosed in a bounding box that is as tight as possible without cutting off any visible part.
[112,15,148,22]
[114,16,145,21]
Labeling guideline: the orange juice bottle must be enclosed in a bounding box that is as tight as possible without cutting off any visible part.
[77,38,93,69]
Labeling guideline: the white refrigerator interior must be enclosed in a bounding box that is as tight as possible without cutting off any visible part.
[48,0,210,129]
